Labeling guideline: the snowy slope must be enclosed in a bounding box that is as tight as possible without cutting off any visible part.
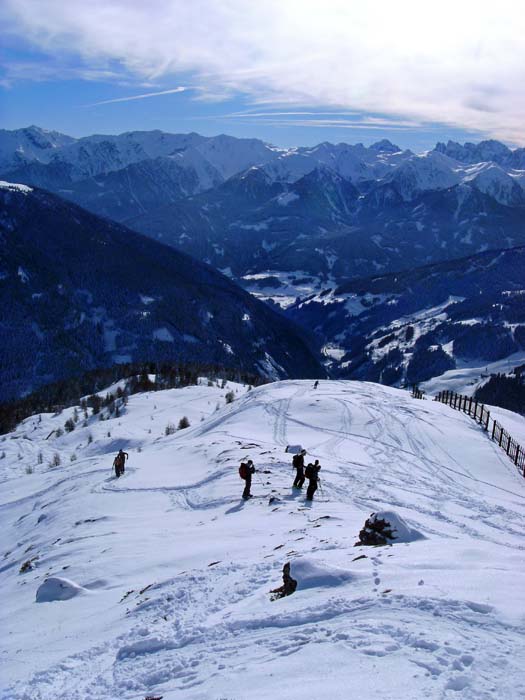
[462,162,525,206]
[384,151,461,200]
[2,380,525,700]
[0,126,75,171]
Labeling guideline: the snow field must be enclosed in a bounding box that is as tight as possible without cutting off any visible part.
[1,379,525,699]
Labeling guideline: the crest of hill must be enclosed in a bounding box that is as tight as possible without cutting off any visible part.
[1,379,524,699]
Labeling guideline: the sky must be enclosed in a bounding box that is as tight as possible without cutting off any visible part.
[1,0,524,151]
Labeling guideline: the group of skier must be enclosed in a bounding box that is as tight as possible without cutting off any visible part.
[113,449,128,477]
[291,449,321,500]
[113,447,321,503]
[238,448,321,502]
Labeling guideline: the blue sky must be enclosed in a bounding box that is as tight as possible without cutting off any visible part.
[0,77,484,151]
[1,1,523,149]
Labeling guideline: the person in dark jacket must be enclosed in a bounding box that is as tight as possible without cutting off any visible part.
[305,459,321,501]
[292,449,306,488]
[113,449,129,478]
[242,459,256,500]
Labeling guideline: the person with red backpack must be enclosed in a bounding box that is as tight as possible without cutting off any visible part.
[239,459,256,500]
[292,449,306,488]
[305,459,321,501]
[113,449,129,478]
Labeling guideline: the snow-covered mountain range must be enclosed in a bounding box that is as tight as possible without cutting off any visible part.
[0,181,322,401]
[1,127,524,298]
[2,378,525,699]
[2,126,525,392]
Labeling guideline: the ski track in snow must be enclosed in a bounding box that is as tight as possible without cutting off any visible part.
[1,380,525,700]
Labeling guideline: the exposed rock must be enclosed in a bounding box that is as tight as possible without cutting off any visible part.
[270,562,297,600]
[355,510,424,546]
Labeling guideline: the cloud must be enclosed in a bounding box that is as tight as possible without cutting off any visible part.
[2,0,525,143]
[219,111,422,129]
[87,86,187,106]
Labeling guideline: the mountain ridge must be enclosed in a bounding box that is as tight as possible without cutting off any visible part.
[0,181,323,401]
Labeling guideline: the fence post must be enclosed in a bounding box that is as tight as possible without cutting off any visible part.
[484,410,490,431]
[498,426,504,447]
[468,397,473,416]
[492,420,496,440]
[506,435,512,456]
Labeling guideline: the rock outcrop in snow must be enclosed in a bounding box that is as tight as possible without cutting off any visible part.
[356,511,425,546]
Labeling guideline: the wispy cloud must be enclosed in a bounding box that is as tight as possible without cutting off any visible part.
[222,111,361,118]
[233,118,420,131]
[219,111,422,129]
[2,0,525,143]
[87,86,187,106]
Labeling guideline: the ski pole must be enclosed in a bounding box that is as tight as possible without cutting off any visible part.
[255,470,267,487]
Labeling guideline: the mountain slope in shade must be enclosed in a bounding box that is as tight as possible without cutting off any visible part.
[0,182,322,401]
[128,168,525,292]
[287,246,525,385]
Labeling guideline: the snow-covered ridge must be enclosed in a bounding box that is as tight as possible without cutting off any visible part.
[0,180,33,193]
[2,127,524,201]
[2,379,524,699]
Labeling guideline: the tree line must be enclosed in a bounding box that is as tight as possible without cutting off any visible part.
[0,361,263,434]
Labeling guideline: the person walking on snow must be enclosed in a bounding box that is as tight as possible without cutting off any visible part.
[313,380,319,389]
[305,459,321,501]
[113,449,128,478]
[292,449,306,488]
[239,459,256,500]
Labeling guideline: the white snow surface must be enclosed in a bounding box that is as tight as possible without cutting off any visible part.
[421,351,525,397]
[36,577,89,603]
[1,379,525,699]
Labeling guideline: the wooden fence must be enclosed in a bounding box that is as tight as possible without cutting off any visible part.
[411,385,425,400]
[434,390,525,477]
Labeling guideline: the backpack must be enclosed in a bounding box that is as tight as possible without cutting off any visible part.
[292,454,301,469]
[115,453,124,468]
[305,464,314,479]
[239,463,249,480]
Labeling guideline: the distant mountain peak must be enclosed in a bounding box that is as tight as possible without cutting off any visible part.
[434,138,513,165]
[369,139,401,153]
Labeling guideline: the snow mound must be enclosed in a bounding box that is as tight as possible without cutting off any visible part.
[369,511,425,544]
[291,558,354,590]
[35,577,88,603]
